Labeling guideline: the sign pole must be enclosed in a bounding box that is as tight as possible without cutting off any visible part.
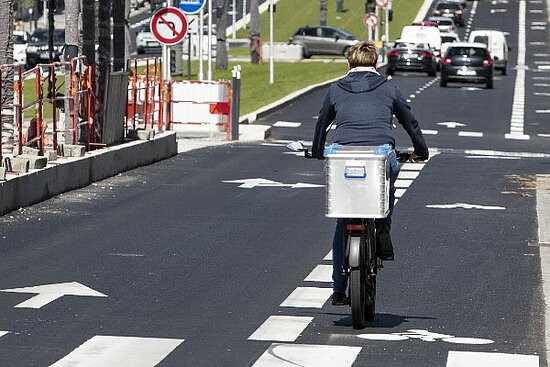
[269,0,274,84]
[198,8,204,81]
[207,0,213,81]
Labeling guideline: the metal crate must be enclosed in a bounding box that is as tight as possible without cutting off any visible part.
[325,145,390,218]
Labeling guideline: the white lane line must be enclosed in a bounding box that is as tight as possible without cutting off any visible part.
[427,203,505,210]
[304,265,332,283]
[534,92,550,96]
[538,134,550,138]
[531,41,547,45]
[274,121,302,128]
[465,149,550,158]
[534,83,550,87]
[446,351,539,367]
[49,336,184,367]
[252,344,361,367]
[466,155,521,160]
[539,66,550,70]
[400,163,426,171]
[536,110,550,113]
[398,171,420,180]
[280,287,332,309]
[395,180,413,188]
[530,9,544,13]
[533,77,550,80]
[506,0,529,140]
[324,250,332,261]
[421,129,438,135]
[248,316,314,342]
[458,131,484,137]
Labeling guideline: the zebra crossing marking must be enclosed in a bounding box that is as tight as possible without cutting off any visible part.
[280,287,333,309]
[304,265,332,283]
[251,343,361,367]
[248,316,314,342]
[446,351,539,367]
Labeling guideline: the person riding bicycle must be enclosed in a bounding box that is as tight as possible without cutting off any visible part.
[311,41,429,305]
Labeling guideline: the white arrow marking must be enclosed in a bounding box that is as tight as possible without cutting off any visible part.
[1,282,107,309]
[437,122,466,129]
[223,178,323,189]
[426,203,505,210]
[0,331,8,338]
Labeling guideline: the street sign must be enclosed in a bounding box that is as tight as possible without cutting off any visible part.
[151,7,189,46]
[364,13,380,29]
[376,0,389,8]
[179,0,206,14]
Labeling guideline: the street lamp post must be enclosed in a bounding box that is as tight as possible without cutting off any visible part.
[269,0,274,84]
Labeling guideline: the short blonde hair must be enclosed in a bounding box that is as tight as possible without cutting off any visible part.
[345,41,379,68]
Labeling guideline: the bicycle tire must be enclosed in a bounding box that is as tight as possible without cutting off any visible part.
[350,268,366,329]
[365,219,377,321]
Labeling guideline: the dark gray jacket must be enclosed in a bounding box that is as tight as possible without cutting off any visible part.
[312,71,429,159]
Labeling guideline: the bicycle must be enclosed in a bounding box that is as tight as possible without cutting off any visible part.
[288,142,403,329]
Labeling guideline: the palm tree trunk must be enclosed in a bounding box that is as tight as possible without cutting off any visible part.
[0,0,15,157]
[215,0,228,70]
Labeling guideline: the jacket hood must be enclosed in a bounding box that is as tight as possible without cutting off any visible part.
[336,71,388,93]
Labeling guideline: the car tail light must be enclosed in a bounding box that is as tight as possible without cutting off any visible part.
[443,57,452,65]
[388,50,400,57]
[421,51,433,58]
[483,59,493,67]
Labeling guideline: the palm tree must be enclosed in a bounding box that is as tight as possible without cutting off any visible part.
[0,0,15,157]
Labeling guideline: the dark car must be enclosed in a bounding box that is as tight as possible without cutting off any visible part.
[440,42,493,88]
[386,41,437,77]
[433,1,465,27]
[26,28,65,68]
[289,26,362,58]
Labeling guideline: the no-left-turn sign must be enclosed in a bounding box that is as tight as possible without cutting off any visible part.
[150,7,188,45]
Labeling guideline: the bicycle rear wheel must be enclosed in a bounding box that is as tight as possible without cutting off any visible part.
[350,267,367,328]
[365,219,377,321]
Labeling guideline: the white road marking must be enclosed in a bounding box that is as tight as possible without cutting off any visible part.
[274,121,302,128]
[458,131,483,137]
[533,76,550,80]
[395,189,407,198]
[530,42,547,45]
[446,351,539,367]
[534,92,550,96]
[536,110,550,113]
[252,344,361,367]
[530,9,544,13]
[400,163,425,171]
[108,253,145,257]
[427,203,505,210]
[0,282,107,309]
[223,178,323,189]
[490,8,507,13]
[539,65,550,69]
[304,265,332,283]
[49,336,184,367]
[465,149,549,158]
[280,287,332,308]
[324,250,332,261]
[394,180,413,188]
[534,83,550,87]
[466,155,521,160]
[532,26,547,30]
[421,129,438,135]
[358,330,494,344]
[537,175,550,244]
[397,171,419,180]
[506,1,529,140]
[358,334,409,341]
[248,316,314,342]
[538,134,550,138]
[438,122,466,129]
[0,331,8,338]
[532,22,547,26]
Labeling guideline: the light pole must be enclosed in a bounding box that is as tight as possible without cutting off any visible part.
[269,0,274,84]
[207,0,212,81]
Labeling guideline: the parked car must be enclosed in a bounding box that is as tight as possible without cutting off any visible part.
[433,1,465,27]
[25,28,65,68]
[440,42,493,88]
[136,24,160,54]
[387,41,437,77]
[428,16,457,33]
[468,29,509,75]
[13,30,29,66]
[288,26,362,58]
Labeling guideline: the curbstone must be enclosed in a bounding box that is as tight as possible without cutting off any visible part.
[28,156,48,169]
[22,147,40,156]
[11,156,30,173]
[128,129,155,141]
[45,149,58,162]
[0,167,5,181]
[63,144,86,157]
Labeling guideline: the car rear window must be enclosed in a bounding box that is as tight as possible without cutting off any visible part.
[441,36,457,43]
[447,47,488,57]
[437,3,459,9]
[473,36,489,46]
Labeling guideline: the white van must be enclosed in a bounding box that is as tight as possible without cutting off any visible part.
[400,25,442,56]
[468,29,509,75]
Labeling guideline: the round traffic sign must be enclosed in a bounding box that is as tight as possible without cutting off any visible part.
[179,0,206,14]
[150,7,188,45]
[376,0,389,8]
[364,13,380,29]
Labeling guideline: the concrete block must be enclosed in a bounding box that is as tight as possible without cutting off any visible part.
[45,149,58,162]
[127,129,155,140]
[11,156,30,173]
[28,156,48,169]
[63,144,86,157]
[0,167,5,181]
[22,147,40,156]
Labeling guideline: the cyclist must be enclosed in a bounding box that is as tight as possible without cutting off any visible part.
[311,41,429,305]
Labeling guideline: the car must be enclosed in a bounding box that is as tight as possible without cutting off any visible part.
[468,29,509,75]
[386,41,437,77]
[13,30,29,66]
[136,24,161,54]
[440,31,460,56]
[411,21,439,27]
[433,1,465,27]
[25,28,65,68]
[288,26,362,59]
[428,16,457,33]
[440,42,493,88]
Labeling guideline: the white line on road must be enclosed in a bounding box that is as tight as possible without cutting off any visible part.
[421,129,438,135]
[426,203,506,210]
[395,188,407,198]
[446,351,539,367]
[397,171,420,180]
[536,110,550,113]
[248,316,314,342]
[49,336,184,367]
[395,180,413,188]
[458,131,484,137]
[534,92,550,96]
[538,176,550,359]
[465,150,549,158]
[538,134,550,138]
[0,331,8,338]
[324,250,333,261]
[280,287,332,309]
[274,121,302,128]
[252,344,361,367]
[304,265,332,283]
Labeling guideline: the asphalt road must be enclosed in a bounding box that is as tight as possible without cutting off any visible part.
[1,0,549,366]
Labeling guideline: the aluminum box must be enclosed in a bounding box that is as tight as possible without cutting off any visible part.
[325,145,390,218]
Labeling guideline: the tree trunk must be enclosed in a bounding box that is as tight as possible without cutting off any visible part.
[98,0,112,139]
[0,0,15,157]
[215,0,228,70]
[112,0,126,71]
[64,0,79,144]
[320,0,327,26]
[248,0,261,64]
[81,0,96,64]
